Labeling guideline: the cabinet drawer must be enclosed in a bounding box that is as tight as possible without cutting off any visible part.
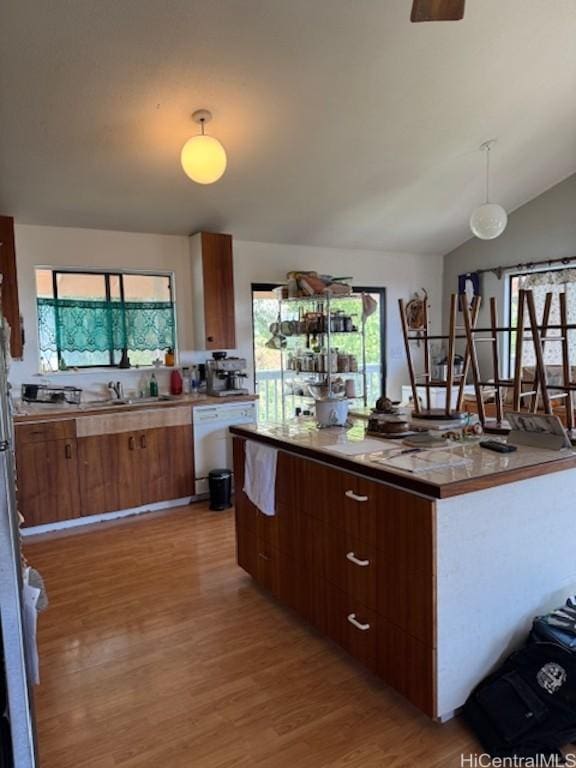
[236,524,257,577]
[257,507,322,568]
[16,419,76,445]
[378,565,434,646]
[308,462,378,542]
[322,526,378,611]
[321,583,377,669]
[377,620,435,717]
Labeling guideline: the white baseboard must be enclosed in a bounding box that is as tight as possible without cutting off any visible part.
[21,496,201,537]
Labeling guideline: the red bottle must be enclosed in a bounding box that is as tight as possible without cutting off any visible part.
[170,369,183,396]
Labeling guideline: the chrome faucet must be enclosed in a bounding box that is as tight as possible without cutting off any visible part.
[108,381,123,400]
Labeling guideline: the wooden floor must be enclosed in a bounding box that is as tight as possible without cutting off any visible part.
[25,504,478,768]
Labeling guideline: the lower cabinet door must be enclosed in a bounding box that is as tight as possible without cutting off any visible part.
[78,433,120,516]
[376,620,435,717]
[237,524,258,578]
[17,438,81,526]
[115,432,144,510]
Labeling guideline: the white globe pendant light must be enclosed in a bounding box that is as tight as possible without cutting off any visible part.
[469,140,507,240]
[181,109,227,184]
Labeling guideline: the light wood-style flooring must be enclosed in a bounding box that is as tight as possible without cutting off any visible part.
[25,504,478,767]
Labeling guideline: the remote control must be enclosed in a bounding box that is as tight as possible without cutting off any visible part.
[479,440,517,454]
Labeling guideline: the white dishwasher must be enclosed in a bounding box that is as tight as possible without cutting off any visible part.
[192,401,257,496]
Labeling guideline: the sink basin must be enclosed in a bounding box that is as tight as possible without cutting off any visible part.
[80,399,132,409]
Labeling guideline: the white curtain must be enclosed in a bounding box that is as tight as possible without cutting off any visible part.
[518,272,576,368]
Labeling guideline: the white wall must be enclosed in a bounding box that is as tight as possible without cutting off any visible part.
[9,224,443,402]
[442,173,576,375]
[233,241,444,399]
[11,224,194,400]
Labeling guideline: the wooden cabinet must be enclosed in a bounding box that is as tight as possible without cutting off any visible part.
[190,232,236,350]
[15,421,80,527]
[79,423,194,515]
[0,215,23,358]
[16,407,195,524]
[232,436,437,717]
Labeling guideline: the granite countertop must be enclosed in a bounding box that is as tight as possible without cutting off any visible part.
[230,418,576,498]
[13,393,259,423]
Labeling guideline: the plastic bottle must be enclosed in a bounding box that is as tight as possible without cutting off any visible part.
[190,365,199,394]
[182,367,191,395]
[149,373,159,398]
[170,369,183,396]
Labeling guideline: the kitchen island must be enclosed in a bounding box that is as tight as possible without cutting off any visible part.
[231,419,576,720]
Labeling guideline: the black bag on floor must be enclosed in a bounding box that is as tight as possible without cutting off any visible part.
[463,642,576,760]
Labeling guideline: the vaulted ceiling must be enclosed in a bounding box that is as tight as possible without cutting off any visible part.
[1,0,575,254]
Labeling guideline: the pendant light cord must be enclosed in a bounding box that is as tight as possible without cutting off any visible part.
[200,118,205,136]
[485,144,491,204]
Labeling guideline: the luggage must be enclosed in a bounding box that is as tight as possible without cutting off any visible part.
[463,642,576,760]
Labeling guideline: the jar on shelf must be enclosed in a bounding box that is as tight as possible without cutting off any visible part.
[337,353,350,373]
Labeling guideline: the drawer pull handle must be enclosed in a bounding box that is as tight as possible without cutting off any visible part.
[258,552,270,561]
[347,613,370,631]
[346,552,370,567]
[345,490,368,502]
[64,444,72,460]
[128,436,135,451]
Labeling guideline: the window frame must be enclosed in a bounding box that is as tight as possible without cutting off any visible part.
[507,265,576,376]
[36,267,177,371]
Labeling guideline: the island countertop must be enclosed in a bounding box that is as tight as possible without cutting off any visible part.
[230,418,576,498]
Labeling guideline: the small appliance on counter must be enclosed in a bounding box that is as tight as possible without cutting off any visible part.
[307,380,350,428]
[205,352,249,397]
[21,383,82,405]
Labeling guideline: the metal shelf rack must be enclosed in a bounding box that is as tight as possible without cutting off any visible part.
[277,293,368,420]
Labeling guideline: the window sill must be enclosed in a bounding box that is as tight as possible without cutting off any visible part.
[35,366,177,377]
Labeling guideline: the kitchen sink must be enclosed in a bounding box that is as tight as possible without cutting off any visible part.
[79,395,179,410]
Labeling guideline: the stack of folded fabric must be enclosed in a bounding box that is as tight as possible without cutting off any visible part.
[531,596,576,652]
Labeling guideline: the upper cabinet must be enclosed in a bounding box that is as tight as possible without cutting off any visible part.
[190,232,236,350]
[0,216,23,358]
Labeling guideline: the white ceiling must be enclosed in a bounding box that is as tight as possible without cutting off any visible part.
[1,0,575,255]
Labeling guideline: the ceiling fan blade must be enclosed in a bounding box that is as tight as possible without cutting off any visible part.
[410,0,465,22]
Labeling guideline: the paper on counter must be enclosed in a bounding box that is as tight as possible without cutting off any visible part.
[373,449,472,474]
[324,438,394,456]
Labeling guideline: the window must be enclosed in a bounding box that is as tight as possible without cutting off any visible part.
[36,269,176,372]
[508,267,576,375]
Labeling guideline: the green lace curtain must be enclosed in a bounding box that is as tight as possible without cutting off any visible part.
[37,298,175,361]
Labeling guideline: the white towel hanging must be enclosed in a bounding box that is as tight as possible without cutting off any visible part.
[244,441,278,516]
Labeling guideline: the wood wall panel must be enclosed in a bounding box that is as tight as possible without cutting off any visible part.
[0,215,22,358]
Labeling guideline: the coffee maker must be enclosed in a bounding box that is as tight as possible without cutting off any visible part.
[206,353,249,397]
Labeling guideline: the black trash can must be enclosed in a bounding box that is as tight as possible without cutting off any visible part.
[208,468,232,511]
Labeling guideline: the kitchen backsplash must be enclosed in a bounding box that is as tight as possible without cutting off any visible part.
[8,350,234,403]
